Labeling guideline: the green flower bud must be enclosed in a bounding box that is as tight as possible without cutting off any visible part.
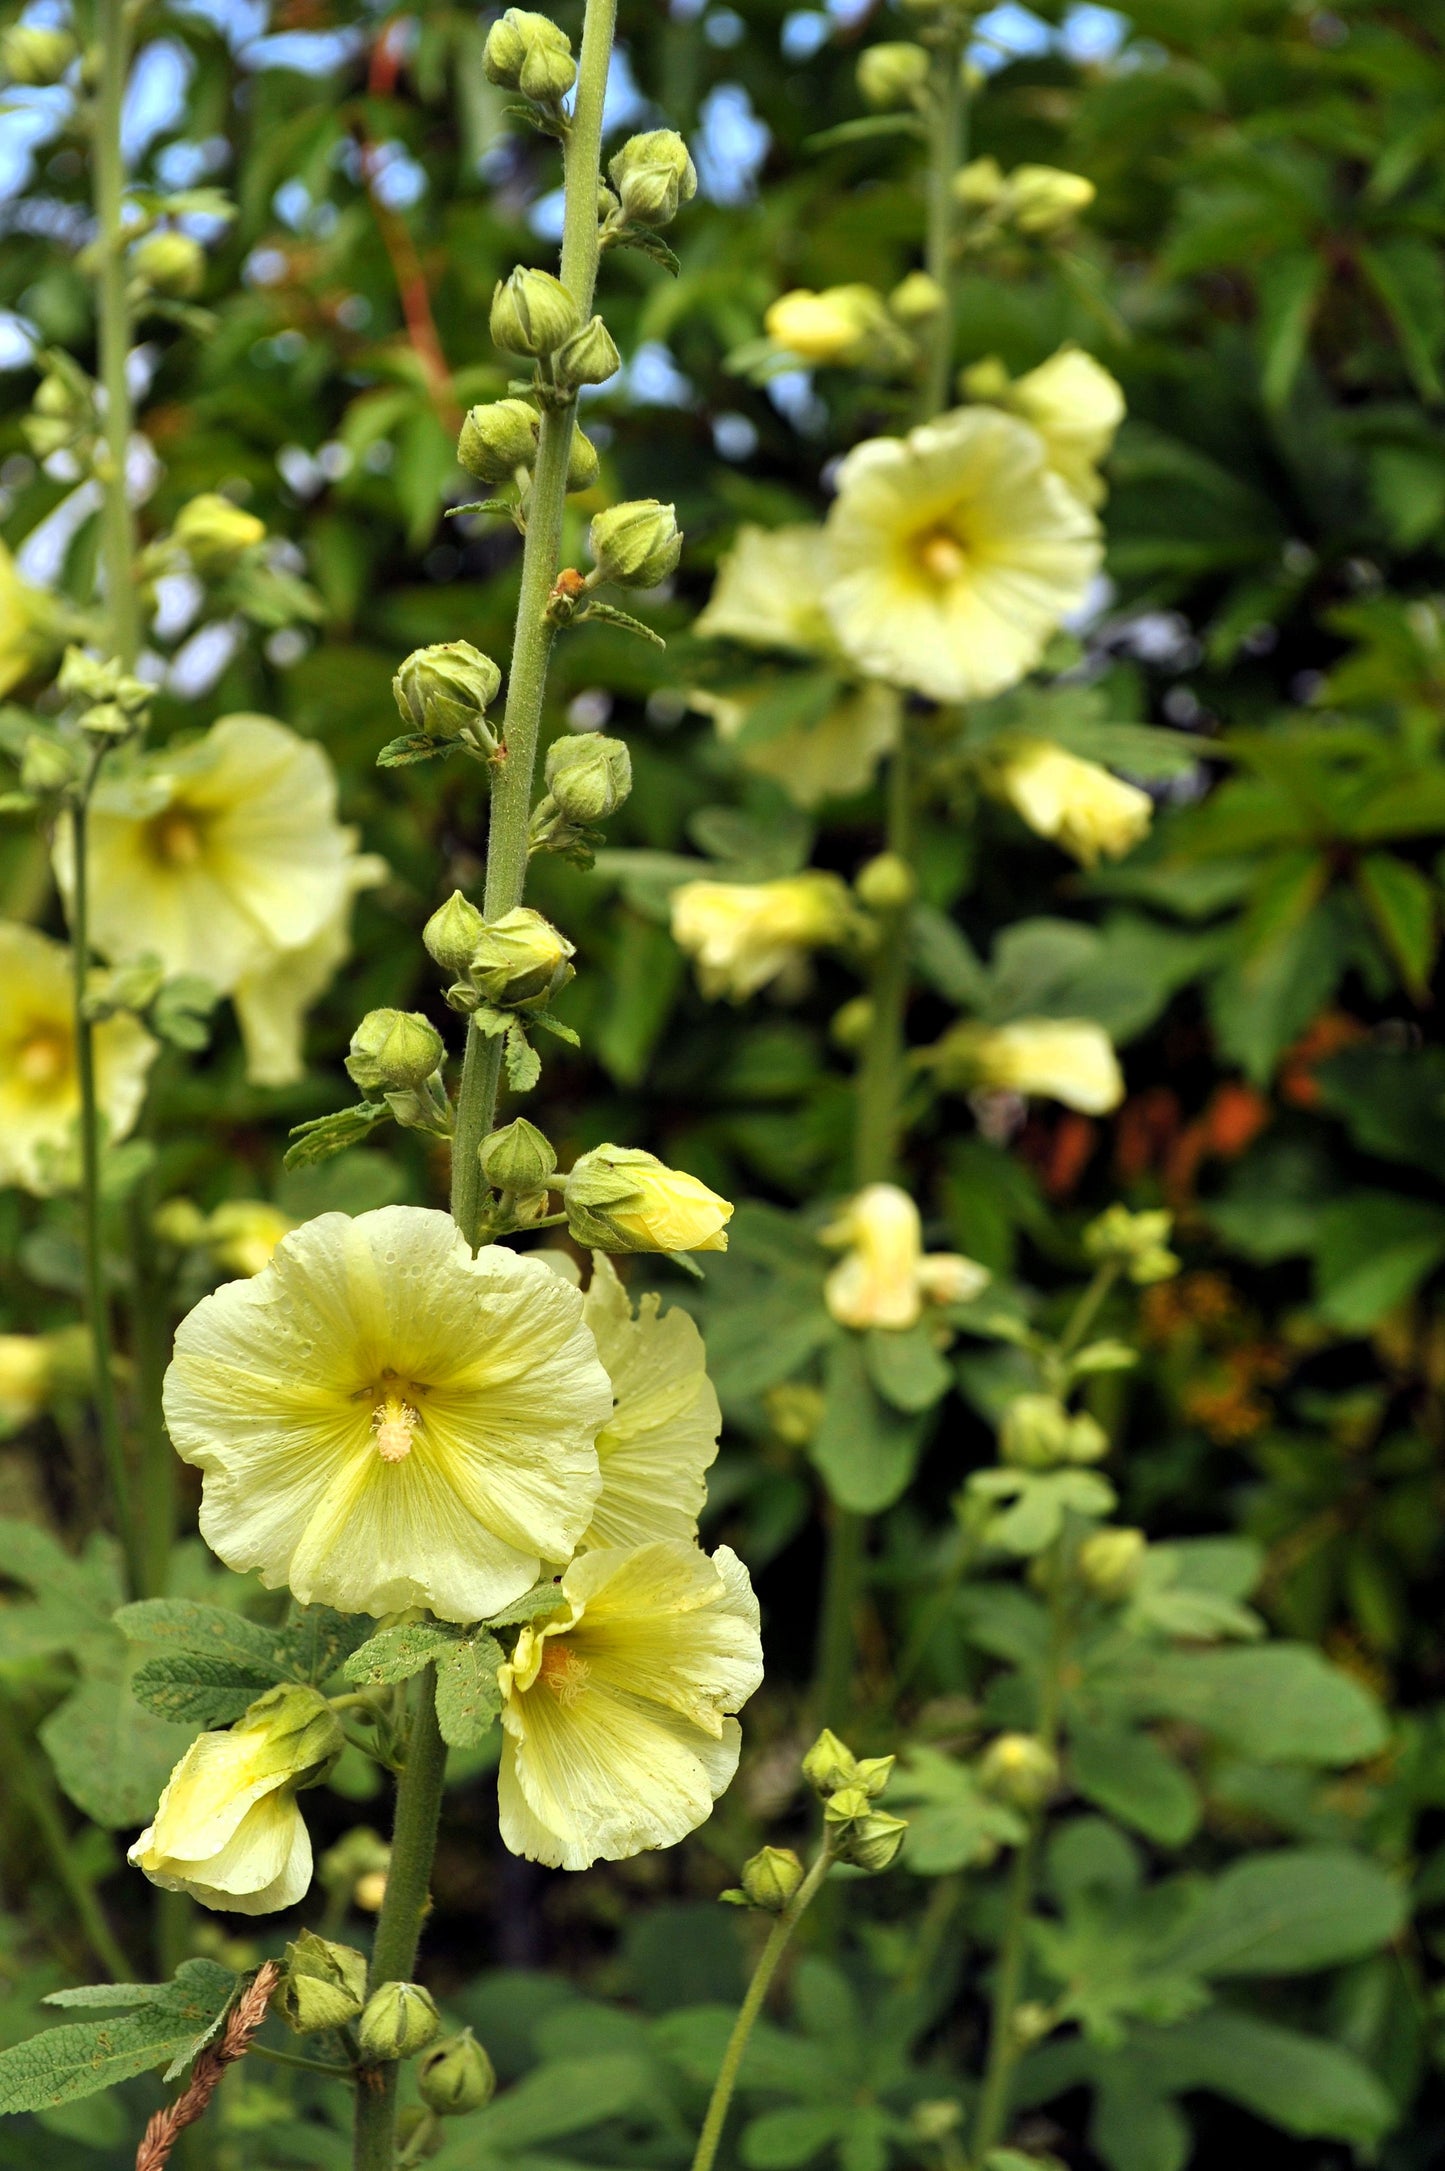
[469,906,575,1008]
[1,25,76,85]
[172,492,266,573]
[358,1980,441,2063]
[737,1845,805,1912]
[458,398,540,482]
[890,270,946,324]
[554,314,621,392]
[853,1754,896,1799]
[417,2029,497,2115]
[479,1116,557,1195]
[566,425,600,494]
[830,997,874,1052]
[854,852,916,912]
[802,1727,858,1797]
[1064,1410,1108,1464]
[909,2101,963,2145]
[856,42,930,110]
[490,267,580,358]
[608,129,697,229]
[978,1732,1058,1811]
[1000,1393,1072,1469]
[132,231,206,299]
[1077,1526,1146,1601]
[588,499,682,588]
[346,1009,445,1093]
[1083,1203,1179,1284]
[824,1791,909,1872]
[483,8,576,102]
[424,890,487,976]
[20,733,78,795]
[272,1930,368,2036]
[545,733,632,824]
[393,641,502,741]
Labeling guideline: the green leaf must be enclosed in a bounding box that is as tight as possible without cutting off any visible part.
[344,1619,461,1687]
[742,2106,845,2168]
[130,1652,276,1727]
[485,1580,568,1629]
[1354,851,1437,996]
[0,1961,236,2112]
[505,1020,541,1092]
[968,1467,1117,1555]
[1089,2083,1190,2171]
[274,1604,373,1684]
[1311,1190,1445,1331]
[1101,1643,1388,1765]
[910,902,989,1007]
[863,1323,952,1413]
[474,2053,654,2148]
[890,1745,1026,1873]
[434,1632,504,1748]
[283,1101,392,1169]
[1159,1848,1406,1978]
[805,113,927,149]
[1138,2010,1395,2145]
[114,1598,294,1677]
[1357,237,1445,402]
[810,1332,929,1513]
[1257,249,1325,410]
[377,731,464,768]
[1069,1723,1201,1848]
[580,600,666,646]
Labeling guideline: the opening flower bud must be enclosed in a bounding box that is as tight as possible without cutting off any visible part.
[977,1732,1058,1811]
[545,733,632,824]
[739,1845,805,1913]
[358,1980,442,2063]
[483,8,576,102]
[554,314,621,392]
[764,285,893,368]
[346,1009,445,1094]
[417,2029,497,2115]
[172,492,266,573]
[469,907,575,1008]
[856,41,930,110]
[608,129,697,229]
[1008,164,1096,235]
[1077,1526,1146,1601]
[588,499,682,588]
[563,1145,732,1254]
[490,266,581,357]
[824,1793,909,1872]
[393,641,502,740]
[1000,1393,1072,1469]
[458,398,540,482]
[801,1727,858,1797]
[954,155,1007,209]
[273,1930,368,2036]
[567,425,601,494]
[854,852,916,912]
[479,1116,557,1195]
[132,231,206,299]
[890,270,946,324]
[1,24,76,84]
[424,890,487,976]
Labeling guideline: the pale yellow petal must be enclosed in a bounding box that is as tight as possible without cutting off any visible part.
[694,524,835,655]
[581,1255,720,1551]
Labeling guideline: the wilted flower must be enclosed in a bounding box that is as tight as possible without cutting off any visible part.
[579,1251,720,1550]
[671,873,856,1001]
[822,1184,988,1331]
[823,407,1100,703]
[162,1206,611,1621]
[497,1539,763,1870]
[0,922,156,1194]
[564,1147,733,1255]
[990,740,1152,866]
[925,1017,1124,1115]
[128,1684,342,1914]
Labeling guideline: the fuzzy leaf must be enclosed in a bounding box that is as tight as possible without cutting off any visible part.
[434,1633,504,1748]
[344,1620,461,1687]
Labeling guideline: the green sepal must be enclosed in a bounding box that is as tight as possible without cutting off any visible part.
[579,600,666,646]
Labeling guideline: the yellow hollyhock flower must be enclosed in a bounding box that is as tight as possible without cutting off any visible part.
[690,685,901,808]
[695,523,836,655]
[564,1146,733,1254]
[671,872,856,1000]
[162,1206,612,1622]
[129,1684,342,1914]
[0,922,156,1194]
[968,347,1125,508]
[54,714,381,1087]
[497,1539,763,1870]
[764,285,893,367]
[0,537,61,695]
[580,1252,720,1550]
[991,740,1152,866]
[822,1183,988,1331]
[822,408,1101,703]
[928,1018,1124,1115]
[205,1200,297,1278]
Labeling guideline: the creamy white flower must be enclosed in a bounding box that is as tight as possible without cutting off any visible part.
[0,922,156,1194]
[930,1018,1124,1114]
[671,873,855,1001]
[992,740,1151,866]
[822,1183,988,1331]
[995,347,1125,508]
[581,1252,720,1550]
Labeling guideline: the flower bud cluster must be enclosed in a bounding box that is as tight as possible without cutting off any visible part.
[803,1729,907,1873]
[483,8,576,106]
[57,646,151,742]
[954,156,1096,238]
[1000,1392,1107,1470]
[393,641,502,753]
[530,731,632,857]
[606,130,697,232]
[425,895,575,1016]
[1084,1204,1180,1285]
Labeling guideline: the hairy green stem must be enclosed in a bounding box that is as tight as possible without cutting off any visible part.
[0,1694,131,1982]
[921,20,968,422]
[129,1177,174,1597]
[690,1849,832,2171]
[352,1672,449,2171]
[450,0,619,1247]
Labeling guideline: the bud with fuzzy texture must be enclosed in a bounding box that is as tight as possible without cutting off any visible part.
[359,1981,441,2063]
[458,398,539,482]
[345,1009,444,1094]
[479,1116,556,1196]
[132,231,206,299]
[856,42,930,109]
[394,641,502,741]
[418,2029,496,2115]
[273,1930,368,2035]
[1077,1526,1147,1601]
[172,493,266,573]
[567,426,600,493]
[609,129,697,228]
[554,315,621,392]
[824,1789,908,1872]
[424,891,487,976]
[545,732,631,824]
[469,907,575,1009]
[483,8,575,102]
[564,1144,733,1254]
[978,1732,1058,1811]
[1,24,75,84]
[589,498,682,588]
[490,267,580,358]
[802,1727,858,1797]
[738,1845,805,1912]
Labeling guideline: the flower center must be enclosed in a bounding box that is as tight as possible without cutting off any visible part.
[916,529,969,584]
[538,1640,591,1706]
[371,1393,419,1464]
[148,807,205,866]
[16,1028,68,1087]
